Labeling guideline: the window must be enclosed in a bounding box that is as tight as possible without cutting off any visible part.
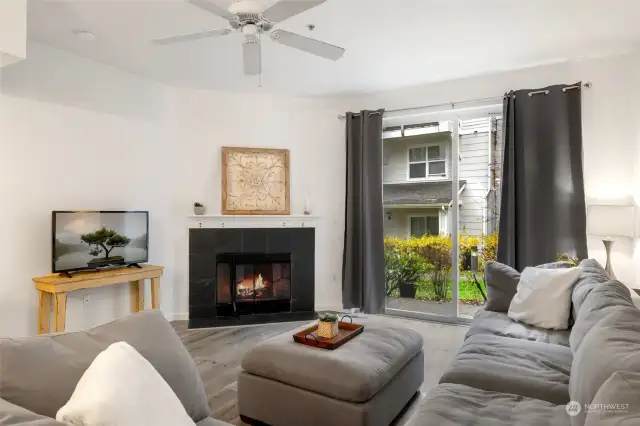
[408,144,446,179]
[410,216,440,237]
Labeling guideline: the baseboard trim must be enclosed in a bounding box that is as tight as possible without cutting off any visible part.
[171,313,189,321]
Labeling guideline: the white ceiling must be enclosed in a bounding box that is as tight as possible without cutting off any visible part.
[27,0,640,96]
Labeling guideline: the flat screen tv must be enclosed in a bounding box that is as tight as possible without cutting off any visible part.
[52,211,149,274]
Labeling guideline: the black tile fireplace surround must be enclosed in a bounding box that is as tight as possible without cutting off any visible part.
[189,228,315,329]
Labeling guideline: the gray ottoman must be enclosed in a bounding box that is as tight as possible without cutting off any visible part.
[238,323,424,426]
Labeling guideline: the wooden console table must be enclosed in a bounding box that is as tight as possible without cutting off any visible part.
[33,265,164,335]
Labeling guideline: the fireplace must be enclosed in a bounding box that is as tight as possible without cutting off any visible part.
[216,253,292,317]
[189,227,315,328]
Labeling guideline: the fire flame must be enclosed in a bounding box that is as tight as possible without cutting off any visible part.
[254,273,265,290]
[236,273,267,297]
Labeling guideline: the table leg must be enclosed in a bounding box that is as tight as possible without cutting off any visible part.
[151,277,160,310]
[38,291,52,335]
[130,280,144,313]
[53,293,67,333]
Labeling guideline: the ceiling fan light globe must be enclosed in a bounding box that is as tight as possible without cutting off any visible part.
[242,24,259,37]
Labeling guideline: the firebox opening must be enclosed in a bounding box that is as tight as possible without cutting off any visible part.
[216,253,292,317]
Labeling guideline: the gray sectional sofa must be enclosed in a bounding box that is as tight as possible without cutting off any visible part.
[3,259,638,426]
[0,310,231,426]
[412,259,640,426]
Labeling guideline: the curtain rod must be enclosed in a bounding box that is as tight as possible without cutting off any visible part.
[338,82,592,119]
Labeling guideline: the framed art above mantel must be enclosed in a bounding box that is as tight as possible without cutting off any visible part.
[222,147,291,215]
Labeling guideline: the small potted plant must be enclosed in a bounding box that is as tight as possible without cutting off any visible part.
[193,202,205,216]
[317,312,340,339]
[391,250,428,299]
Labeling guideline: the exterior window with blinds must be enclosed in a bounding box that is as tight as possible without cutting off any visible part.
[410,216,439,237]
[408,144,446,179]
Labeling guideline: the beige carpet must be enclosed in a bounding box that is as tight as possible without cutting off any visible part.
[173,315,468,425]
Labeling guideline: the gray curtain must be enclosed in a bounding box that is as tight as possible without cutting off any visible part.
[343,109,385,313]
[497,84,588,271]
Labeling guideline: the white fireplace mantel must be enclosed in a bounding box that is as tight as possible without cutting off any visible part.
[188,215,319,229]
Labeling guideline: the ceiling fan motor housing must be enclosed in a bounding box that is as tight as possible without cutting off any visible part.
[229,1,274,31]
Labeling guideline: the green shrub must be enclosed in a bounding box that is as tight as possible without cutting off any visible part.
[418,243,451,301]
[384,232,497,302]
[317,312,339,322]
[384,232,498,273]
[556,253,583,267]
[384,245,428,296]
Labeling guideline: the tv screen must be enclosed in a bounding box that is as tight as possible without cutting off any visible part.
[52,211,149,273]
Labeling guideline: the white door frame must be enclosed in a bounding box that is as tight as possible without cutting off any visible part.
[451,119,460,318]
[383,105,502,322]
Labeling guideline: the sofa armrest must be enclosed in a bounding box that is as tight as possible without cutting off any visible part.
[0,398,64,425]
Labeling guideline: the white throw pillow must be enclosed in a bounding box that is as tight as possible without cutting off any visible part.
[507,266,581,330]
[56,342,196,426]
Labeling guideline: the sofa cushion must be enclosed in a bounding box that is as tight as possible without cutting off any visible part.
[56,342,196,426]
[507,267,581,330]
[570,306,640,426]
[571,259,610,321]
[569,280,634,353]
[440,334,572,405]
[466,309,570,346]
[241,323,423,403]
[484,261,521,312]
[410,383,568,426]
[0,398,64,425]
[484,261,571,313]
[584,371,640,426]
[0,311,210,422]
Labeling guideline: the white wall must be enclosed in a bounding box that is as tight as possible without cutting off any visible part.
[3,41,639,336]
[359,52,640,285]
[0,42,176,337]
[0,0,26,67]
[0,42,351,336]
[171,89,351,315]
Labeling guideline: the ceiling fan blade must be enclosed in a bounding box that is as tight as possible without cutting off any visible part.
[262,0,326,23]
[187,0,234,19]
[243,41,262,75]
[153,29,231,45]
[270,30,344,61]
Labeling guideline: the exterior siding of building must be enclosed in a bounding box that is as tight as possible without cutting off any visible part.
[384,207,447,238]
[383,132,452,183]
[459,131,490,236]
[383,121,497,237]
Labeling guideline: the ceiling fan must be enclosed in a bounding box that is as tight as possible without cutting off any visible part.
[153,0,345,76]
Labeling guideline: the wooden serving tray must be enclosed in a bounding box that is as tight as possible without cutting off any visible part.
[293,320,364,350]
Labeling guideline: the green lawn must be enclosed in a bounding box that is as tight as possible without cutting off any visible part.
[414,275,486,303]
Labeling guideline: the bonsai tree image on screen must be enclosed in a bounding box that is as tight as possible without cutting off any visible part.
[80,226,131,266]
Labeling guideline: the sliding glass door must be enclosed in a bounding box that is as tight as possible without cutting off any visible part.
[383,105,502,322]
[383,120,458,320]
